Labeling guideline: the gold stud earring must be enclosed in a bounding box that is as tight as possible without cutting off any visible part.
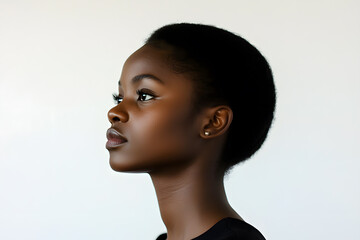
[204,131,210,136]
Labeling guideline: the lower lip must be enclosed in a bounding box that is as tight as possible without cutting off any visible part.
[106,139,127,149]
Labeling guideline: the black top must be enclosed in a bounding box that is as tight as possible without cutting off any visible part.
[155,217,266,240]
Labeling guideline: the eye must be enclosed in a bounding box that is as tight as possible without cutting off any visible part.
[112,93,123,105]
[136,89,156,101]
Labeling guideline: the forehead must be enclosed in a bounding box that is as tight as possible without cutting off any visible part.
[119,45,174,84]
[119,45,202,116]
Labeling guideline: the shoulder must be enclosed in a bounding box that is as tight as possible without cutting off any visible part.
[194,217,266,240]
[156,218,266,240]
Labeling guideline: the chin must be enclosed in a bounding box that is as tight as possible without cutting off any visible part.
[109,158,151,173]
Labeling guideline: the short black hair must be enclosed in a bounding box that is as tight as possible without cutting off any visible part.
[145,22,276,174]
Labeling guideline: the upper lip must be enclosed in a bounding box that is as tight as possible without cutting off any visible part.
[106,127,128,142]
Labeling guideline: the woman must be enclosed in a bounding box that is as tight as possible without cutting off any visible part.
[106,23,276,240]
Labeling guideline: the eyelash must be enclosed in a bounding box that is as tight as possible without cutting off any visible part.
[112,93,122,104]
[112,89,156,105]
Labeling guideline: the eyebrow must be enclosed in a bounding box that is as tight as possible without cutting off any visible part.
[118,74,164,86]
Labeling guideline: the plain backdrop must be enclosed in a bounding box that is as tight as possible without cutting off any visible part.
[1,0,359,239]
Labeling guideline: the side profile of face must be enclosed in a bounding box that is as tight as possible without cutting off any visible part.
[106,45,205,173]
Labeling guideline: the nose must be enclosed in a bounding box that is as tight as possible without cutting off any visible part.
[108,105,129,124]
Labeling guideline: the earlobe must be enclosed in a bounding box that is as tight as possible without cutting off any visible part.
[201,106,233,138]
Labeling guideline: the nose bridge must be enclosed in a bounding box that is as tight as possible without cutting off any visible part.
[108,101,130,124]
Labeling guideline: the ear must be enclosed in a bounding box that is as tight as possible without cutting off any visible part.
[200,105,233,139]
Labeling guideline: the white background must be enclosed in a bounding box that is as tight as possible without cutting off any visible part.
[1,0,359,239]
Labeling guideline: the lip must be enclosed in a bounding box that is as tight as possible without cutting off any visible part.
[106,128,128,149]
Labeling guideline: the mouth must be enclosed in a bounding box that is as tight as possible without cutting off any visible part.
[106,128,128,150]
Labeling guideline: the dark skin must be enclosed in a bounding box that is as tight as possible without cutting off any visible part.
[107,44,243,240]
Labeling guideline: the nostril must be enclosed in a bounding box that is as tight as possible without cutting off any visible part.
[108,110,120,124]
[112,116,121,122]
[108,108,129,123]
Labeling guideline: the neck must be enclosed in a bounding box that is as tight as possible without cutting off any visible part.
[148,163,242,240]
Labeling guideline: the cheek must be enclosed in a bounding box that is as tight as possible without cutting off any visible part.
[130,105,198,166]
[139,110,188,148]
